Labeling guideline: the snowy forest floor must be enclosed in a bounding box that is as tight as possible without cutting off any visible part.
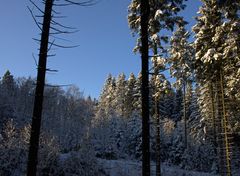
[97,159,217,176]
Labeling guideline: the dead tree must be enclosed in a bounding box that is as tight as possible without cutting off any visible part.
[140,0,150,175]
[26,0,95,175]
[27,1,53,175]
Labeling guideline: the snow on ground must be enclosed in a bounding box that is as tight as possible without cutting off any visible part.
[98,159,218,176]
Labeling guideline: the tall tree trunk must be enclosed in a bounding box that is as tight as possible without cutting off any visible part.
[209,81,219,173]
[155,97,161,176]
[210,82,217,145]
[153,44,161,176]
[215,66,232,176]
[216,85,225,176]
[27,0,53,175]
[183,81,187,148]
[219,69,232,176]
[140,0,150,175]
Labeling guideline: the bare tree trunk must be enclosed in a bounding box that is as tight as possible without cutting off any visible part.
[209,81,219,173]
[153,44,161,176]
[183,82,187,148]
[27,0,53,175]
[155,97,161,176]
[140,0,150,175]
[210,82,217,145]
[215,67,232,176]
[219,70,232,176]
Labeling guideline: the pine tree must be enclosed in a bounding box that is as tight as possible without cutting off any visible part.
[125,112,142,159]
[1,70,15,93]
[0,71,16,129]
[133,72,142,113]
[128,1,187,175]
[192,0,239,174]
[219,1,240,109]
[128,0,187,54]
[172,88,183,121]
[125,73,137,118]
[169,25,194,148]
[97,74,116,119]
[150,68,171,176]
[113,73,127,117]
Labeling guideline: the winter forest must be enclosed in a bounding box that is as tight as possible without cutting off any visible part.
[1,0,240,176]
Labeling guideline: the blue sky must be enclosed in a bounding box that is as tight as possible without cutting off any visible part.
[0,0,201,98]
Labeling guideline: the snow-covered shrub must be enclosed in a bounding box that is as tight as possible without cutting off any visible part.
[163,120,215,172]
[37,133,60,176]
[166,121,185,165]
[124,113,142,160]
[56,149,106,176]
[92,113,129,160]
[181,141,215,172]
[0,119,61,176]
[0,119,28,176]
[158,118,176,161]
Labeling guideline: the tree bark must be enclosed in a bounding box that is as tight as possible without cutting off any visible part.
[219,70,232,176]
[209,81,219,173]
[155,97,161,176]
[183,81,187,148]
[27,0,53,175]
[140,0,150,175]
[153,44,161,176]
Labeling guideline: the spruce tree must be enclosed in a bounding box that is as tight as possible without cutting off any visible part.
[125,73,137,118]
[128,1,187,175]
[133,72,142,114]
[192,0,239,174]
[169,25,194,148]
[114,73,127,117]
[97,74,116,119]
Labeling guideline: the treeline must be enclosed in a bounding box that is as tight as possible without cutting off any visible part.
[92,72,212,172]
[92,67,240,173]
[0,70,105,176]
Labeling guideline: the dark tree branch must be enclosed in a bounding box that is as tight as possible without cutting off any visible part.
[27,6,43,31]
[52,15,67,18]
[47,54,57,57]
[46,68,58,72]
[33,38,41,43]
[50,26,79,34]
[32,53,38,66]
[51,35,73,42]
[45,84,73,87]
[48,39,55,51]
[52,9,61,14]
[53,0,97,6]
[50,42,80,48]
[51,19,77,30]
[35,15,44,18]
[29,0,45,14]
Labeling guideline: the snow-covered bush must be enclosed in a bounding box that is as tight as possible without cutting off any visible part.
[37,133,60,176]
[181,142,215,172]
[0,119,61,176]
[125,113,142,159]
[165,121,185,165]
[56,150,106,176]
[0,119,28,176]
